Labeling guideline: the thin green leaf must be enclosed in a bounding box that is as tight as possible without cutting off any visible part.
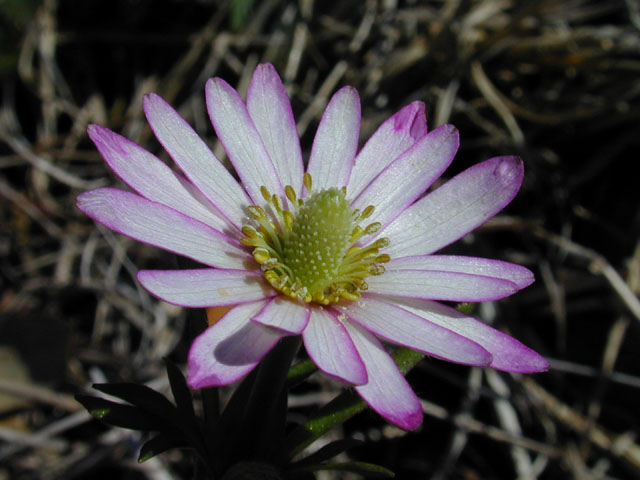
[290,439,363,468]
[285,347,425,458]
[75,394,164,431]
[139,432,188,463]
[286,359,317,387]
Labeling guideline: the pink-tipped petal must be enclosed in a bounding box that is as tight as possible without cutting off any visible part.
[306,86,360,192]
[383,156,524,257]
[302,308,367,385]
[143,93,250,230]
[347,101,427,199]
[205,77,283,203]
[343,322,423,430]
[335,296,491,366]
[247,63,304,195]
[390,298,550,373]
[188,301,283,388]
[76,188,251,269]
[137,269,274,307]
[366,269,518,302]
[87,125,230,233]
[352,124,459,230]
[251,296,310,334]
[386,255,534,290]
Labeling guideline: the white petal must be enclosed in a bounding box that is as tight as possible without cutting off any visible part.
[351,124,458,230]
[205,77,283,202]
[386,255,534,289]
[76,188,251,269]
[188,300,283,388]
[336,296,491,366]
[306,86,360,191]
[137,269,274,307]
[143,93,250,230]
[302,308,367,385]
[251,296,310,334]
[343,322,423,430]
[389,298,550,373]
[88,125,230,233]
[247,63,304,195]
[348,101,427,199]
[366,269,518,302]
[383,156,524,257]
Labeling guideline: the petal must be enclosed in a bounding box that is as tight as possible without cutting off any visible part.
[143,93,250,230]
[205,77,283,202]
[383,156,524,257]
[76,188,251,269]
[306,86,360,191]
[87,125,231,234]
[366,269,518,302]
[251,296,310,334]
[302,308,367,385]
[188,300,283,388]
[343,321,423,430]
[389,298,550,373]
[247,63,304,195]
[386,255,534,290]
[137,269,275,307]
[335,296,491,366]
[347,101,427,199]
[351,124,458,230]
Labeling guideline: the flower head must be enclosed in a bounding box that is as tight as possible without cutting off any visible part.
[78,63,548,430]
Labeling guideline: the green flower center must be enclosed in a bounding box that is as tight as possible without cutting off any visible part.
[241,174,390,305]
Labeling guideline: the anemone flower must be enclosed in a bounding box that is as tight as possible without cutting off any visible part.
[77,63,548,430]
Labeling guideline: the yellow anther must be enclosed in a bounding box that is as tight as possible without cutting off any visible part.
[376,254,390,263]
[350,226,364,242]
[341,291,360,301]
[360,205,375,220]
[369,265,385,275]
[260,186,271,203]
[248,205,267,220]
[285,185,297,204]
[364,222,381,235]
[374,238,390,249]
[241,225,259,238]
[253,248,271,264]
[303,172,312,192]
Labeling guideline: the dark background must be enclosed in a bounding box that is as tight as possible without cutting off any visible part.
[1,0,639,478]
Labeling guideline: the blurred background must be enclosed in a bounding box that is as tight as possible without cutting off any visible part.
[1,0,639,478]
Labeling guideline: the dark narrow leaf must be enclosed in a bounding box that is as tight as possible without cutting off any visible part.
[93,382,209,468]
[139,432,188,463]
[164,358,196,420]
[290,461,395,478]
[210,366,260,473]
[92,383,177,419]
[75,394,164,431]
[242,336,301,461]
[289,438,363,468]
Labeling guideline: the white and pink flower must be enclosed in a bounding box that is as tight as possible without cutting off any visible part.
[78,63,548,430]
